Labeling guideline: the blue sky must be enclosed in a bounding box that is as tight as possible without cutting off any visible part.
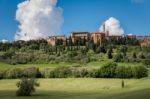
[0,0,150,41]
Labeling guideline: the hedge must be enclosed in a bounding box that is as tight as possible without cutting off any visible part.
[0,65,148,79]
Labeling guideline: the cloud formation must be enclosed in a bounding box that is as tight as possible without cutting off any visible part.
[15,0,64,41]
[99,17,124,36]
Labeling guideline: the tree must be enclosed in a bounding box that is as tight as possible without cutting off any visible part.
[0,42,11,51]
[120,45,127,56]
[107,48,113,59]
[87,49,95,57]
[16,78,39,96]
[95,46,106,54]
[132,66,148,78]
[113,53,123,62]
[68,36,73,46]
[100,62,117,78]
[28,43,39,50]
[142,59,150,67]
[138,53,145,59]
[100,46,107,53]
[133,52,137,59]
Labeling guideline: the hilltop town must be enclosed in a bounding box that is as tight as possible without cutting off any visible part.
[47,24,150,46]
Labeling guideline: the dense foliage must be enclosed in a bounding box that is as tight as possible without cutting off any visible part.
[0,63,148,79]
[16,78,39,96]
[0,37,148,65]
[0,38,149,80]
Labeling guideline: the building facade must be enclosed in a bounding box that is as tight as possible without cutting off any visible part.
[70,32,90,42]
[91,32,105,44]
[47,36,65,46]
[47,31,149,46]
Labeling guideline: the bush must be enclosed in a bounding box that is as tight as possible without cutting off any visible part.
[5,68,23,79]
[77,68,89,77]
[52,67,72,78]
[48,69,56,78]
[142,59,150,67]
[138,53,145,59]
[113,53,123,62]
[132,66,148,78]
[0,71,5,79]
[90,69,101,78]
[0,65,148,79]
[16,78,39,96]
[41,68,54,78]
[115,66,133,78]
[100,62,117,78]
[107,49,113,59]
[71,68,81,78]
[133,52,137,59]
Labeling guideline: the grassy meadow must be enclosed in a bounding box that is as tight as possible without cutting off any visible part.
[0,62,72,70]
[1,78,150,99]
[0,60,144,71]
[0,60,149,99]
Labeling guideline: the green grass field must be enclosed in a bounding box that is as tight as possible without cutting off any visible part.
[0,62,73,70]
[0,78,150,99]
[0,61,149,99]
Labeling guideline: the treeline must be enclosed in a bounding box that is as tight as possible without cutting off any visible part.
[0,37,149,65]
[0,36,140,53]
[0,62,148,79]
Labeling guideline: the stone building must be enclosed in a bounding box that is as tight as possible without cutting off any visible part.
[47,35,65,46]
[91,32,105,44]
[70,32,90,42]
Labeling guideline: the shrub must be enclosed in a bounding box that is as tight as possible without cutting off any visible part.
[90,69,101,78]
[107,49,113,59]
[78,68,89,77]
[142,59,150,67]
[115,66,133,78]
[100,62,117,78]
[138,53,145,59]
[5,68,23,79]
[52,67,72,78]
[87,50,95,57]
[71,68,81,78]
[133,52,137,59]
[80,57,90,63]
[103,62,117,67]
[113,53,123,62]
[48,69,55,78]
[0,65,148,79]
[16,78,39,96]
[41,68,54,78]
[0,71,5,79]
[132,66,148,78]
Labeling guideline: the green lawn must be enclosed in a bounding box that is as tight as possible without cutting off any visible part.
[0,62,73,70]
[0,78,150,99]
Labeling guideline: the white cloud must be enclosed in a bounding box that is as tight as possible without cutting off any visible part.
[0,39,8,43]
[15,0,64,41]
[99,17,124,36]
